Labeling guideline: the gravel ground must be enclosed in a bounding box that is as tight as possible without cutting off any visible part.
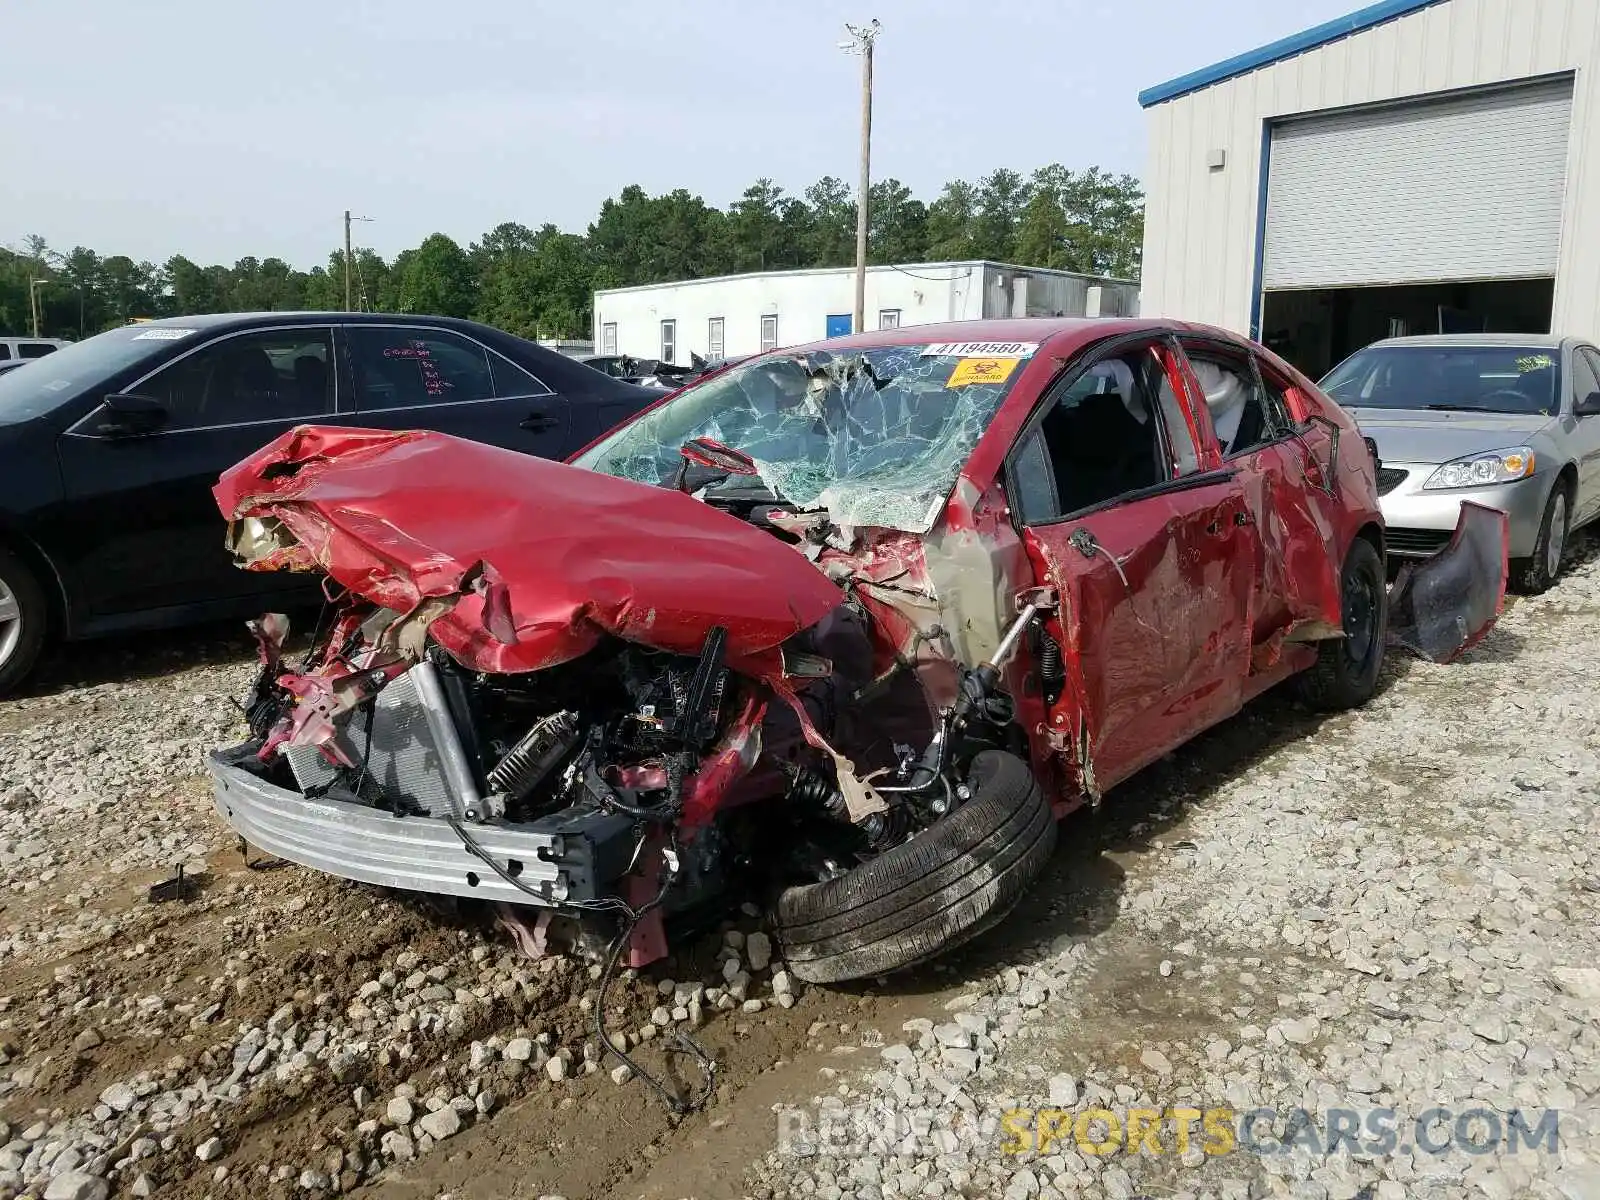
[0,625,844,1200]
[746,530,1600,1200]
[1,535,1596,1200]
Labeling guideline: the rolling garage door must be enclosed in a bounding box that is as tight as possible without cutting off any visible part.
[1262,78,1574,290]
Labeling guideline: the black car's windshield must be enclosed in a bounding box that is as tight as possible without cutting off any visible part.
[1320,345,1561,416]
[0,325,194,423]
[572,341,1034,532]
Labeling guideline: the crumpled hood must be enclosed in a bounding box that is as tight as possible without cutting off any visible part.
[1349,408,1556,465]
[214,426,845,676]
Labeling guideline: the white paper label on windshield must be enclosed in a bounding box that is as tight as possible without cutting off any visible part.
[132,328,196,341]
[921,341,1038,359]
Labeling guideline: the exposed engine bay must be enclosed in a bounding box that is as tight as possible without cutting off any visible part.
[224,578,1034,955]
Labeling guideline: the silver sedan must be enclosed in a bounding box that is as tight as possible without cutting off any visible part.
[1321,334,1600,592]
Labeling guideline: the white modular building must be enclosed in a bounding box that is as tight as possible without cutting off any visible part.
[591,261,1139,363]
[1138,0,1600,379]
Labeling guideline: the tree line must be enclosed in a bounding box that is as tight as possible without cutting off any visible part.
[1,165,1144,343]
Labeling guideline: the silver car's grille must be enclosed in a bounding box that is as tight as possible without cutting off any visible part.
[283,661,480,819]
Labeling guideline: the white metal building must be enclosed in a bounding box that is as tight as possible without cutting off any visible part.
[591,262,1139,363]
[1139,0,1600,378]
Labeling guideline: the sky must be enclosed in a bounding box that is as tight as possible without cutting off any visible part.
[3,0,1361,269]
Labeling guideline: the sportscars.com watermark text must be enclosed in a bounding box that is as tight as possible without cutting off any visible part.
[776,1102,1560,1161]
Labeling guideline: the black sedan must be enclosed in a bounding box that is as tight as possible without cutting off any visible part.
[0,312,658,692]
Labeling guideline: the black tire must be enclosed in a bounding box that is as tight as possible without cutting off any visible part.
[771,750,1057,985]
[1511,481,1570,595]
[0,544,48,697]
[1294,536,1387,712]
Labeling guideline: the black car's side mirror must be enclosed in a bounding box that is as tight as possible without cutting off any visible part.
[1576,391,1600,417]
[97,393,168,437]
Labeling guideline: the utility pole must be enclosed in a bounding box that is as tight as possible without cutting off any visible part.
[28,278,47,338]
[841,19,881,335]
[344,211,353,312]
[343,211,374,311]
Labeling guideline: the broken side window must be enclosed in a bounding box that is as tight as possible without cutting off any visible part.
[1022,346,1171,520]
[1180,341,1291,457]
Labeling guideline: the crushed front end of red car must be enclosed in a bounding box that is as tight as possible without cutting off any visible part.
[207,405,1057,1008]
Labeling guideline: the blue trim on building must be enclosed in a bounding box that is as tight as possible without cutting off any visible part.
[1138,0,1448,108]
[1248,121,1275,340]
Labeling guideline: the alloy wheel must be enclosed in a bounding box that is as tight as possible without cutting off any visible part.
[0,574,21,671]
[1547,492,1568,581]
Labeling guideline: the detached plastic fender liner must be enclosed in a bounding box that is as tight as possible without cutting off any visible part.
[1388,500,1510,664]
[772,751,1057,985]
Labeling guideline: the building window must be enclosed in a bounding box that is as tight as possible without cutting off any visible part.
[879,309,901,330]
[600,322,617,356]
[707,317,725,360]
[760,314,779,353]
[660,320,676,365]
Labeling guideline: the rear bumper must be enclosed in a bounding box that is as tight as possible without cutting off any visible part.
[206,744,634,907]
[1378,465,1551,559]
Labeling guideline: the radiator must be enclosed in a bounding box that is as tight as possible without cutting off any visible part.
[283,660,481,819]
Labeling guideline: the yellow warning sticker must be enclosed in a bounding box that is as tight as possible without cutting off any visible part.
[946,357,1020,388]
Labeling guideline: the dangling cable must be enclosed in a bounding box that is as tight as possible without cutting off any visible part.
[593,830,716,1115]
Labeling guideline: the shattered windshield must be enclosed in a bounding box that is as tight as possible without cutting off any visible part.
[571,342,1034,532]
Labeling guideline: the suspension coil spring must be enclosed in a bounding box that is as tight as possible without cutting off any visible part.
[1038,632,1065,685]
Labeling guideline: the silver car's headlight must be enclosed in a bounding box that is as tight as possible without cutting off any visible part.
[1422,447,1536,490]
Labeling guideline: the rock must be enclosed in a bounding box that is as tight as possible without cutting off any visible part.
[610,1064,633,1085]
[1140,1049,1173,1076]
[773,970,795,997]
[1279,1016,1320,1045]
[380,1131,415,1162]
[545,1056,568,1083]
[386,1096,414,1126]
[418,1106,461,1141]
[503,1037,533,1062]
[98,1082,137,1113]
[747,932,773,972]
[1552,967,1600,999]
[298,1168,332,1190]
[195,1137,225,1162]
[1048,1074,1079,1106]
[43,1173,108,1200]
[328,1048,367,1082]
[72,1029,104,1052]
[131,1175,153,1199]
[1471,1014,1509,1044]
[942,1048,980,1076]
[1159,959,1173,977]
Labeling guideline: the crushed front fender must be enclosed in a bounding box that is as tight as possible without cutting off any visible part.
[1387,500,1509,663]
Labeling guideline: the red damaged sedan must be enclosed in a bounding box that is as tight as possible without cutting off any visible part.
[207,319,1505,991]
